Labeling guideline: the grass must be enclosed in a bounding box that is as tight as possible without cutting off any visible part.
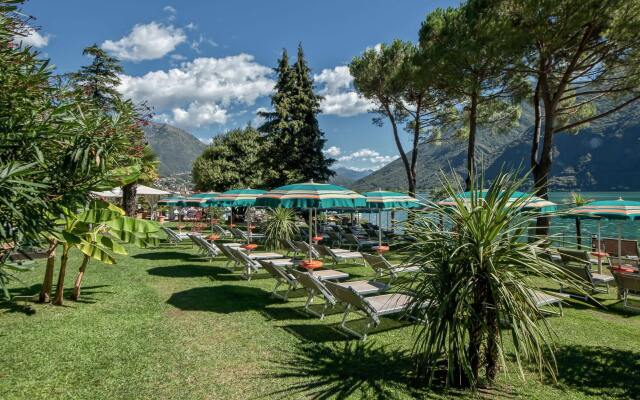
[2,236,640,399]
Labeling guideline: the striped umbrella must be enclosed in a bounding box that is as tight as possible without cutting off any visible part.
[190,192,219,199]
[565,198,640,265]
[363,191,423,247]
[438,190,557,212]
[255,182,365,209]
[208,188,267,207]
[255,181,366,263]
[206,188,268,232]
[157,197,187,206]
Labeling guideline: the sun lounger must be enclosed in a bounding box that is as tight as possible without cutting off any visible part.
[610,269,640,311]
[230,227,266,243]
[558,248,614,295]
[324,280,418,340]
[161,226,191,244]
[257,259,298,300]
[362,253,420,282]
[592,237,640,268]
[318,245,364,266]
[212,224,233,238]
[343,233,378,251]
[228,246,293,280]
[288,269,386,319]
[528,289,564,316]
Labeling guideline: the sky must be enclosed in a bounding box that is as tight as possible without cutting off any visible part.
[18,0,457,171]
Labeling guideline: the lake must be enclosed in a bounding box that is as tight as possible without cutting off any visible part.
[361,191,640,244]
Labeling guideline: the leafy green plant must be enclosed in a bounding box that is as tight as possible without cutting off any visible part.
[404,171,585,389]
[262,207,299,250]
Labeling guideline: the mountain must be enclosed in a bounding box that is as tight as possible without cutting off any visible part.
[143,122,206,176]
[330,167,374,187]
[353,104,640,192]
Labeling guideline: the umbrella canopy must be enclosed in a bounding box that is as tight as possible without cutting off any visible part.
[363,190,423,210]
[564,199,640,220]
[189,192,219,199]
[438,190,557,212]
[91,184,173,198]
[208,188,268,207]
[255,181,366,209]
[158,197,187,206]
[182,197,210,207]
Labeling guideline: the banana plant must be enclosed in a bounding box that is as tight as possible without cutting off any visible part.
[51,200,164,305]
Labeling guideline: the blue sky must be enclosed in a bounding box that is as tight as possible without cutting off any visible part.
[19,0,456,171]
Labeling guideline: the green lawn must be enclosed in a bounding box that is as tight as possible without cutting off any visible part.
[2,239,639,399]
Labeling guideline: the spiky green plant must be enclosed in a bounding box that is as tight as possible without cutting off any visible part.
[263,207,299,250]
[404,171,585,389]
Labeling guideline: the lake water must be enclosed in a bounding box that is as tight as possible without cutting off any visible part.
[361,191,640,244]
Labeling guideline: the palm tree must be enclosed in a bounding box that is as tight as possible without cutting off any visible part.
[262,207,299,250]
[568,192,589,248]
[404,171,585,389]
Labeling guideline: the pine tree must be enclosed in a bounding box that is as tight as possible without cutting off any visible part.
[258,45,334,186]
[70,44,152,216]
[69,44,123,111]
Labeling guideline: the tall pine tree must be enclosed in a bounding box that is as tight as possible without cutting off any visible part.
[259,45,334,186]
[70,44,153,216]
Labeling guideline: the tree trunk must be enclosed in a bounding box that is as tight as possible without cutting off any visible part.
[485,292,499,384]
[575,218,582,247]
[71,255,90,301]
[467,278,486,387]
[38,239,57,303]
[121,182,137,217]
[52,245,70,306]
[533,89,556,236]
[408,98,422,198]
[465,92,478,191]
[385,105,412,194]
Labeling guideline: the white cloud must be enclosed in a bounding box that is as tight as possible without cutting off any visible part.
[336,148,399,170]
[13,27,50,48]
[190,34,218,54]
[119,54,274,108]
[170,101,228,128]
[120,54,274,130]
[163,5,177,14]
[314,66,373,117]
[170,54,187,61]
[323,146,341,157]
[102,22,186,61]
[199,137,213,145]
[252,107,270,127]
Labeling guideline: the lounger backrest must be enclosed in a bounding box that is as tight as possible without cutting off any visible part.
[229,247,259,271]
[289,269,336,305]
[363,253,390,274]
[229,227,245,239]
[314,244,332,258]
[295,241,320,258]
[324,281,378,321]
[593,238,640,258]
[344,234,359,245]
[162,227,180,241]
[611,270,640,292]
[257,259,295,284]
[557,248,592,282]
[284,239,299,253]
[212,225,227,236]
[218,244,239,263]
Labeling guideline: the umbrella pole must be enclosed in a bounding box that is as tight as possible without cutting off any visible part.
[308,208,313,261]
[618,222,622,266]
[378,210,382,247]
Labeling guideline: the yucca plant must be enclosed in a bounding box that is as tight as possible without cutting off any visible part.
[262,207,300,250]
[404,171,585,389]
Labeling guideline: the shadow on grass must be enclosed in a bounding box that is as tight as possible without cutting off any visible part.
[167,285,279,313]
[555,345,640,399]
[132,251,198,261]
[1,284,112,314]
[282,317,410,343]
[147,264,240,280]
[264,341,427,399]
